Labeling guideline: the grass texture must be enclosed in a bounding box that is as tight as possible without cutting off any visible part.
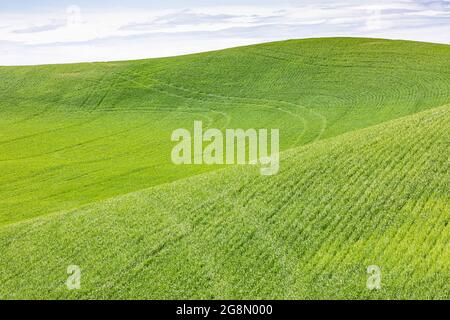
[0,38,449,299]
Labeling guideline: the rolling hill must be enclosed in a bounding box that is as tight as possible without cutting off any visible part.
[0,38,449,299]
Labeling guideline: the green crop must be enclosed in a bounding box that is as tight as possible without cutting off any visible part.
[0,38,448,299]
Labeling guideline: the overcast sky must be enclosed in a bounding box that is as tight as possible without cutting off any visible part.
[1,0,449,65]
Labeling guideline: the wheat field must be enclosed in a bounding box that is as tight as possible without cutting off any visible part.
[0,38,449,299]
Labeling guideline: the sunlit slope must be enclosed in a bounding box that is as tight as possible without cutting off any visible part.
[0,105,448,299]
[0,38,449,225]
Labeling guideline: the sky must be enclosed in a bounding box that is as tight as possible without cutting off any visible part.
[1,0,449,65]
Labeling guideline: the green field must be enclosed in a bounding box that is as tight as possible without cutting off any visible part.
[0,38,449,299]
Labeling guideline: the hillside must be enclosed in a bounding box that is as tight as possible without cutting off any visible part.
[0,38,449,300]
[0,38,449,225]
[0,104,448,299]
